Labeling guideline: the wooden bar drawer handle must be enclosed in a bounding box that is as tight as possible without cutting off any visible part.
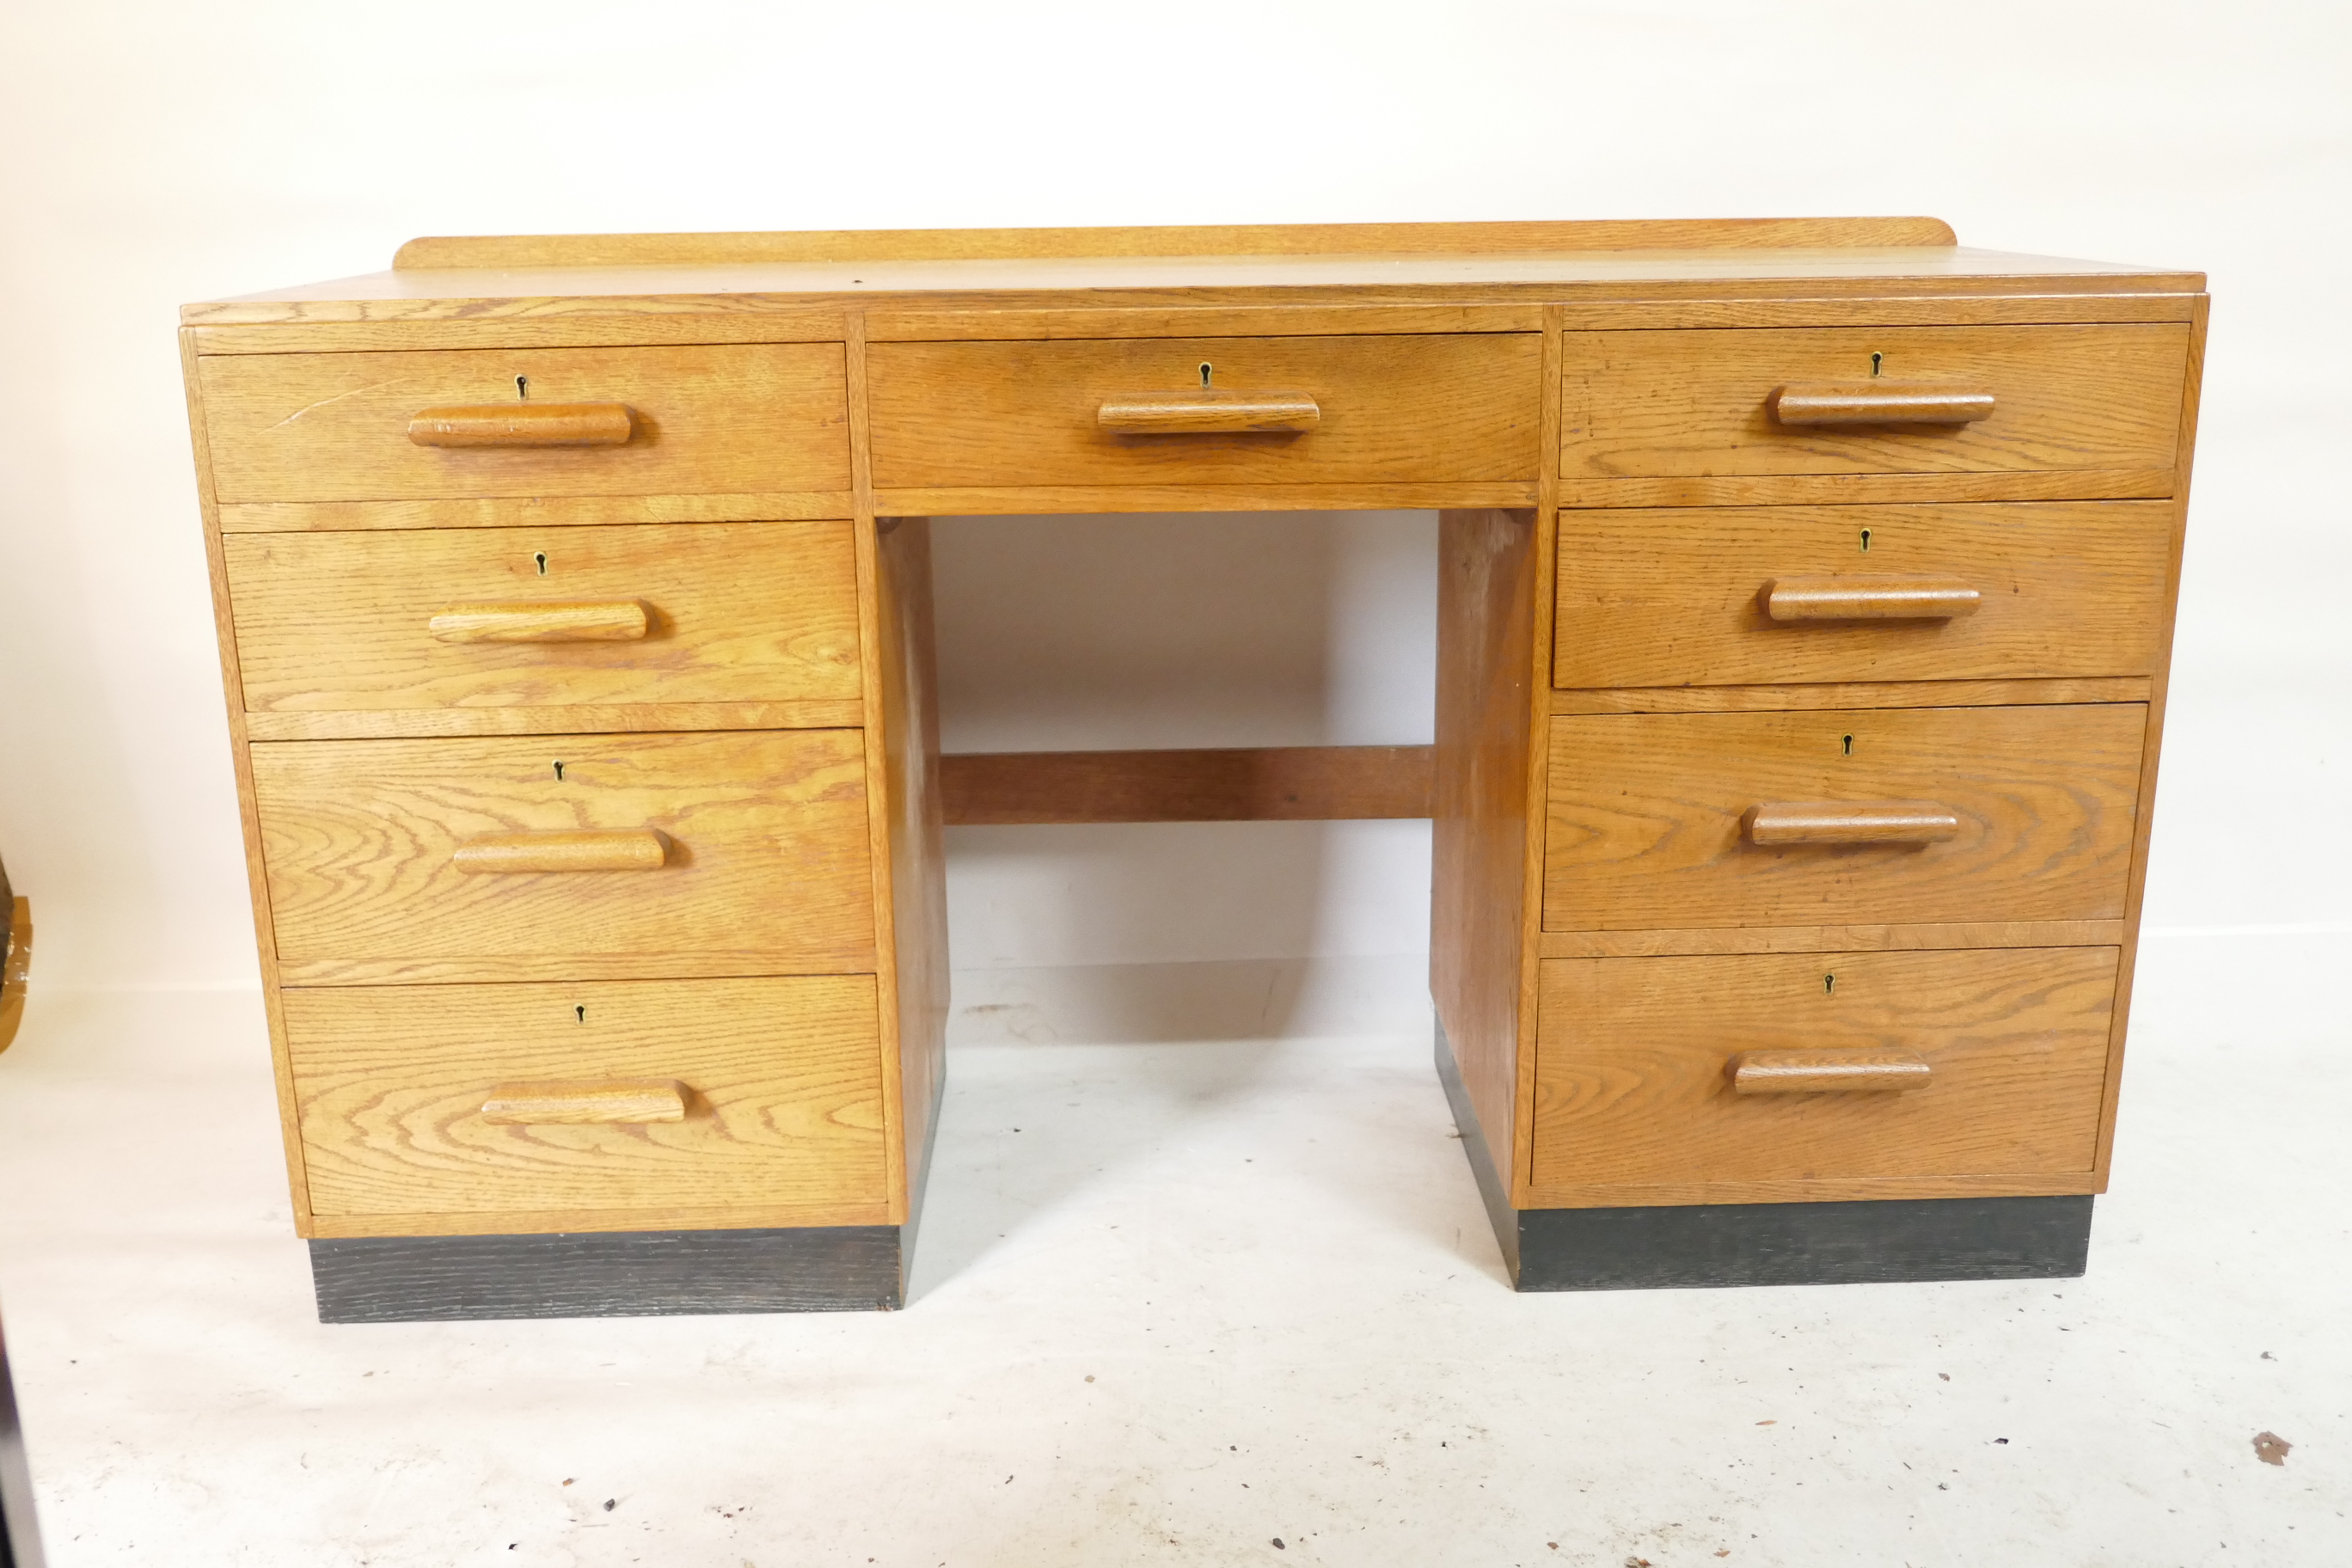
[481,1079,688,1124]
[1729,1050,1932,1095]
[407,403,634,447]
[1098,390,1320,434]
[1761,577,1982,622]
[429,601,652,643]
[1745,802,1960,846]
[450,829,671,873]
[1769,385,1994,426]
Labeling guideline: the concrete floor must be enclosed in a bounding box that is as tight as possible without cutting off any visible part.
[0,950,2345,1567]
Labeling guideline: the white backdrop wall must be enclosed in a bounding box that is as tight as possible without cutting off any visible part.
[0,1,2345,992]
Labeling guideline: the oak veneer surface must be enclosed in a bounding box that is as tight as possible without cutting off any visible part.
[198,345,849,501]
[1531,947,2117,1191]
[1560,325,2188,486]
[867,335,1540,488]
[251,731,875,984]
[1543,705,2146,932]
[1554,503,2173,689]
[1430,509,1542,1193]
[225,521,862,714]
[285,977,886,1221]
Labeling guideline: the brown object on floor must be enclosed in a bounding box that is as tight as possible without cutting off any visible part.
[0,857,31,1051]
[2253,1431,2291,1465]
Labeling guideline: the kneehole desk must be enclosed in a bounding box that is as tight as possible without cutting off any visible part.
[177,217,2206,1320]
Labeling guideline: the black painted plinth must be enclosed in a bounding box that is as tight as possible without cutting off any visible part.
[1435,1021,2093,1291]
[309,1226,904,1323]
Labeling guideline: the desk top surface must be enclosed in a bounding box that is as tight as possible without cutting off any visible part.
[183,218,2203,327]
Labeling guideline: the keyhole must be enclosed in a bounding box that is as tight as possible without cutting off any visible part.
[552,760,565,781]
[1198,362,1213,388]
[533,551,548,576]
[1841,733,1854,756]
[1870,352,1883,378]
[574,1004,586,1024]
[1859,528,1872,553]
[1823,972,1837,995]
[516,374,530,400]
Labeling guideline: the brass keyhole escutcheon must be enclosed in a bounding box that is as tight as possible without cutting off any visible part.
[533,551,548,576]
[1841,733,1854,756]
[552,760,565,781]
[516,374,530,400]
[1823,972,1837,995]
[1870,352,1883,377]
[1859,528,1872,553]
[574,1004,586,1024]
[1198,361,1213,388]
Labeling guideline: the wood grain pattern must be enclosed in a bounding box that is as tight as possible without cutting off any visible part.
[1560,325,2188,487]
[480,1080,688,1124]
[428,601,651,642]
[1543,705,2145,931]
[193,305,849,356]
[1531,946,2117,1189]
[1097,389,1320,433]
[199,344,849,503]
[450,829,669,873]
[218,494,855,532]
[393,217,1963,270]
[873,482,1539,516]
[1556,469,2177,510]
[1553,295,2199,331]
[869,304,1546,341]
[225,522,861,713]
[1745,801,1960,846]
[251,731,875,983]
[242,701,863,741]
[1537,919,2125,959]
[181,328,319,1229]
[285,976,886,1222]
[1729,1048,1932,1094]
[1555,504,2172,689]
[1550,677,2149,715]
[1430,509,1540,1196]
[1759,577,1981,622]
[407,402,633,447]
[2093,291,2211,1183]
[868,335,1540,488]
[1771,385,1994,426]
[873,516,948,1233]
[940,746,1435,824]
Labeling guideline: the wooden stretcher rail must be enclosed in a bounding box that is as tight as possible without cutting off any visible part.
[940,745,1436,824]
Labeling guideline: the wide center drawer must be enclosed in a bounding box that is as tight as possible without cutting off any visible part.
[1553,502,2174,689]
[1560,323,2188,486]
[285,976,888,1224]
[1543,704,2145,932]
[225,521,862,713]
[866,334,1541,487]
[1531,947,2116,1191]
[251,731,876,984]
[198,343,851,503]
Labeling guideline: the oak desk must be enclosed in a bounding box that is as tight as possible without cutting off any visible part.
[178,218,2206,1320]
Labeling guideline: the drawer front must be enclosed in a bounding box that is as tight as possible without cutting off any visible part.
[286,976,887,1220]
[1560,324,2187,482]
[1554,502,2173,689]
[225,521,862,713]
[1543,705,2144,932]
[252,731,876,983]
[1531,947,2116,1189]
[867,334,1541,487]
[199,344,850,503]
